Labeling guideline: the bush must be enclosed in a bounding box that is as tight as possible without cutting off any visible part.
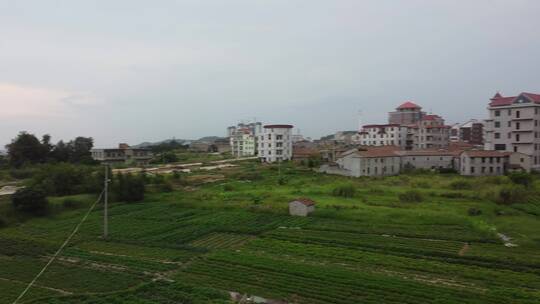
[508,172,533,188]
[277,176,288,185]
[223,184,234,191]
[62,198,82,209]
[497,185,528,205]
[398,190,423,203]
[449,180,472,190]
[438,168,458,174]
[10,167,37,179]
[439,192,466,199]
[12,188,49,215]
[412,181,431,189]
[0,216,6,228]
[468,207,482,216]
[29,163,102,196]
[113,173,145,202]
[332,184,356,198]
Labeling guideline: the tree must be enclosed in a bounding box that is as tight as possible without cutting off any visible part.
[6,132,49,167]
[12,188,49,215]
[69,137,94,163]
[113,173,145,202]
[50,140,71,162]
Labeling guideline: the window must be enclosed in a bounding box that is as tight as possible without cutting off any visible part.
[508,109,511,115]
[495,110,500,117]
[516,134,520,142]
[481,167,486,173]
[494,133,500,139]
[507,132,511,139]
[508,121,511,127]
[489,167,493,173]
[536,108,539,115]
[520,158,524,163]
[496,157,500,163]
[516,122,520,130]
[516,110,520,118]
[276,135,283,140]
[471,166,475,173]
[494,121,500,128]
[514,146,518,152]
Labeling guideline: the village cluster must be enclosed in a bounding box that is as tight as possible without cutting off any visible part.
[90,91,540,178]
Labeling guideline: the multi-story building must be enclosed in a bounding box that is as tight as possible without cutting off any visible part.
[257,124,294,163]
[484,92,540,169]
[411,114,450,150]
[230,128,256,157]
[227,122,262,138]
[450,119,484,145]
[388,101,425,125]
[91,143,153,166]
[358,124,408,148]
[227,122,262,157]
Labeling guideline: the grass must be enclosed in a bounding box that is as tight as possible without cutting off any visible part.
[0,160,539,303]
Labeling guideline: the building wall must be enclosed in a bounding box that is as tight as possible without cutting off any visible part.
[257,127,293,163]
[400,155,455,170]
[460,154,506,176]
[338,154,400,177]
[359,126,407,148]
[484,104,540,169]
[388,109,425,125]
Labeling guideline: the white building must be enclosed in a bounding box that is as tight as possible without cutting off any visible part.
[230,128,256,157]
[359,124,408,148]
[484,92,540,170]
[460,150,531,176]
[228,122,262,157]
[257,124,294,163]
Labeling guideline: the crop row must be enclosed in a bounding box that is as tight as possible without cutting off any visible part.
[244,238,540,292]
[189,233,253,249]
[27,281,230,304]
[264,229,540,273]
[179,251,536,304]
[0,255,142,294]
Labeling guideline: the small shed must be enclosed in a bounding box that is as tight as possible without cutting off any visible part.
[289,198,316,217]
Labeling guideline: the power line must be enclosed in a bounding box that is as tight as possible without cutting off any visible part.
[12,188,105,304]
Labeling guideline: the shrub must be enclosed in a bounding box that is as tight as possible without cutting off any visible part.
[62,198,81,209]
[0,216,6,228]
[113,173,145,202]
[468,207,482,216]
[29,163,102,196]
[332,184,356,198]
[497,185,528,205]
[12,188,49,215]
[398,190,423,203]
[508,172,533,188]
[223,184,234,191]
[438,168,458,174]
[9,167,36,179]
[412,181,431,189]
[439,192,466,199]
[277,176,288,185]
[449,180,472,190]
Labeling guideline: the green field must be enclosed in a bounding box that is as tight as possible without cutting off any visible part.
[1,161,539,303]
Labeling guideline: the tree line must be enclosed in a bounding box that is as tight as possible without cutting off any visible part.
[5,131,95,168]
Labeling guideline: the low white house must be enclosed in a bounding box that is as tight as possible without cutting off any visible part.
[289,198,316,216]
[335,146,401,177]
[459,150,531,176]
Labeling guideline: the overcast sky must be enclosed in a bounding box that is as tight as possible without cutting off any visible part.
[1,0,540,147]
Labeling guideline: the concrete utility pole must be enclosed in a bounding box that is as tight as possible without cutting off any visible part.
[103,165,109,239]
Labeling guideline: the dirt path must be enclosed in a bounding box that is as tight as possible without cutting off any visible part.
[0,277,72,295]
[458,243,470,256]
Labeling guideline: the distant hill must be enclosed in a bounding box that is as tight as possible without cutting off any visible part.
[134,136,226,148]
[133,138,191,148]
